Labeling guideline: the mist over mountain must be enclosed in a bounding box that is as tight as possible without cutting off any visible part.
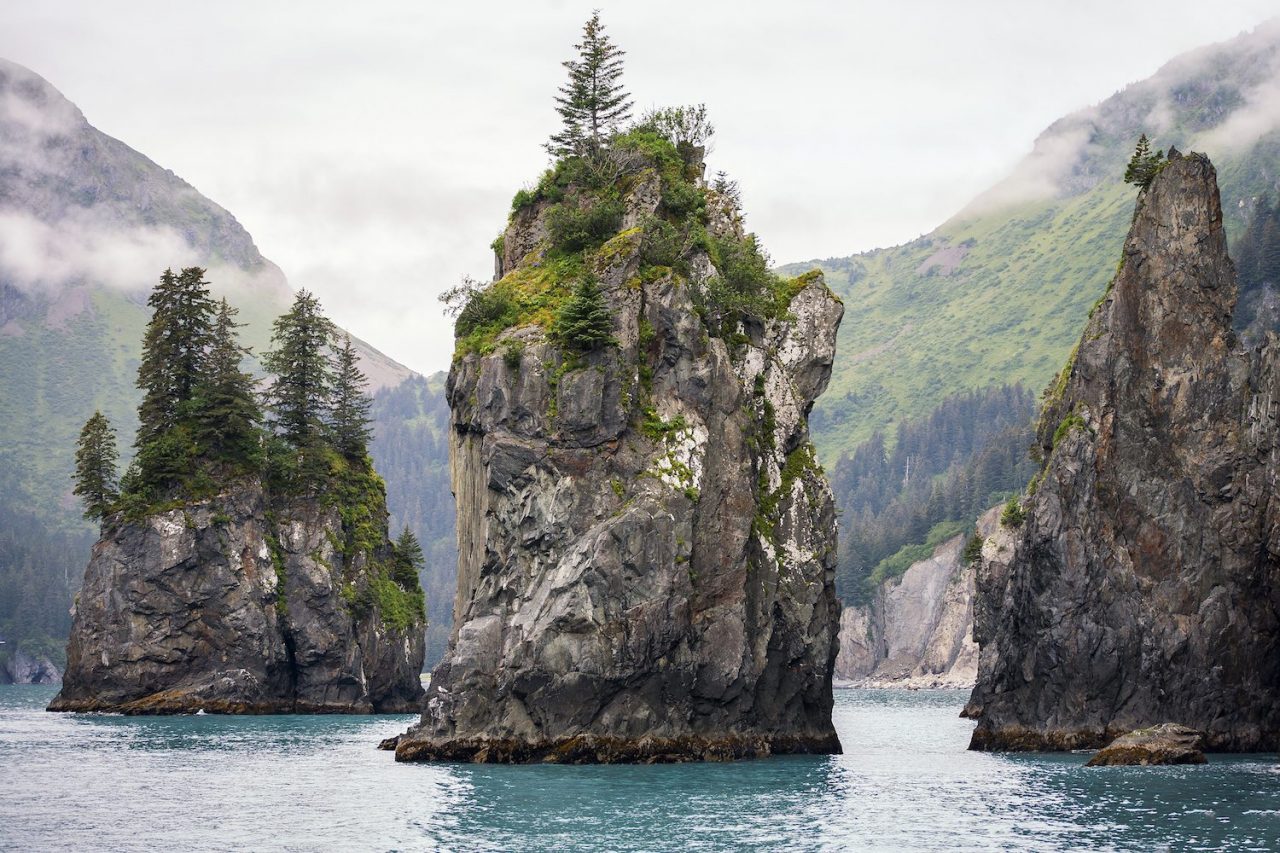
[790,20,1280,460]
[0,57,424,667]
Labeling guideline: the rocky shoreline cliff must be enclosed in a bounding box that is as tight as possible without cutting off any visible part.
[836,506,999,689]
[965,151,1280,751]
[49,480,425,714]
[393,132,844,763]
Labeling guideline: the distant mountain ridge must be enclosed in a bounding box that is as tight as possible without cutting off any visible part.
[786,19,1280,459]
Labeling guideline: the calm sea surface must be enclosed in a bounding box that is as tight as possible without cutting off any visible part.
[1,685,1277,851]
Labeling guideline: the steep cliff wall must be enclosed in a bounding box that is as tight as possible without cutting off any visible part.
[965,151,1280,751]
[836,506,998,688]
[49,481,424,713]
[394,142,844,763]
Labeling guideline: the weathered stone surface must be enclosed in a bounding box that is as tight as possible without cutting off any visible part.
[395,168,844,764]
[1085,724,1207,767]
[966,152,1280,752]
[0,644,62,685]
[48,482,424,714]
[836,505,997,689]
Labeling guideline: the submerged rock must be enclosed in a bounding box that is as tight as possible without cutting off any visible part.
[394,144,844,763]
[1085,724,1207,767]
[49,481,425,714]
[966,152,1280,752]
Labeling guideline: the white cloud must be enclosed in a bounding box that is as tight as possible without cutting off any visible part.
[1,2,1277,373]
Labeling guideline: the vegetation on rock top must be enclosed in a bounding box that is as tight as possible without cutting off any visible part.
[72,269,425,631]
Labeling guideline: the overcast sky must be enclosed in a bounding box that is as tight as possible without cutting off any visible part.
[3,1,1277,375]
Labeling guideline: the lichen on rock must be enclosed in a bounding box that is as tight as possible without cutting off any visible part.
[394,135,844,763]
[965,151,1280,752]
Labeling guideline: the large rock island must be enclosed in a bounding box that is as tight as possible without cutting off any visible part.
[50,277,426,715]
[393,128,844,763]
[965,151,1280,751]
[49,481,425,714]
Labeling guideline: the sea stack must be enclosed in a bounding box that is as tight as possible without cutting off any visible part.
[393,130,844,762]
[965,151,1280,751]
[49,479,426,714]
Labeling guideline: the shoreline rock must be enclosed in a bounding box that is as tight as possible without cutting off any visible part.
[1086,724,1208,767]
[965,151,1280,752]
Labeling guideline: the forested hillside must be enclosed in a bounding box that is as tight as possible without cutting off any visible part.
[369,374,455,665]
[789,22,1280,460]
[827,385,1037,602]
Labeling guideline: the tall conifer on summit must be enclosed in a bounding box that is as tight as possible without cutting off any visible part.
[547,11,633,156]
[194,299,263,467]
[74,411,119,521]
[135,267,217,449]
[329,333,374,461]
[263,290,336,452]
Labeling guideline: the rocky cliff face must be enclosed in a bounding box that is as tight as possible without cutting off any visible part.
[965,151,1280,751]
[0,645,61,685]
[48,481,424,713]
[836,506,998,688]
[393,150,844,763]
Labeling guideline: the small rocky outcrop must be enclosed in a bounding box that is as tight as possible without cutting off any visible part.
[965,151,1280,752]
[49,481,425,714]
[394,138,844,763]
[836,505,999,688]
[1085,724,1207,767]
[0,645,62,684]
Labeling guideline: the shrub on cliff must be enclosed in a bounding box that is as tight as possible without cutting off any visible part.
[547,197,625,253]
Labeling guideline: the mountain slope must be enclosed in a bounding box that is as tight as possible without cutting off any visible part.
[787,20,1280,458]
[0,57,419,665]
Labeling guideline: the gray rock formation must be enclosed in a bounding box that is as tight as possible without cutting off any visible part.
[48,481,424,714]
[965,151,1280,752]
[836,506,999,688]
[394,153,844,763]
[0,645,62,684]
[1086,724,1207,767]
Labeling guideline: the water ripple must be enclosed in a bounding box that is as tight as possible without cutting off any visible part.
[1,686,1276,851]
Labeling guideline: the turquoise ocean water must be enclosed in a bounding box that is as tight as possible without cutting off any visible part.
[1,685,1277,851]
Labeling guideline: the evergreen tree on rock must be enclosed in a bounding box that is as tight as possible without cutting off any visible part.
[1124,134,1166,190]
[547,11,633,156]
[194,299,264,468]
[263,290,336,453]
[555,276,614,352]
[392,524,425,588]
[74,411,118,521]
[329,333,374,462]
[135,267,217,449]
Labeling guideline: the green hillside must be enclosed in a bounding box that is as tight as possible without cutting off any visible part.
[787,22,1280,460]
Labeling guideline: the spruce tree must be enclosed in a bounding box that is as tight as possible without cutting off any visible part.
[391,525,424,588]
[548,11,633,156]
[263,290,336,452]
[74,411,119,520]
[555,276,614,351]
[1123,134,1166,190]
[194,299,263,467]
[329,333,374,461]
[135,267,217,448]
